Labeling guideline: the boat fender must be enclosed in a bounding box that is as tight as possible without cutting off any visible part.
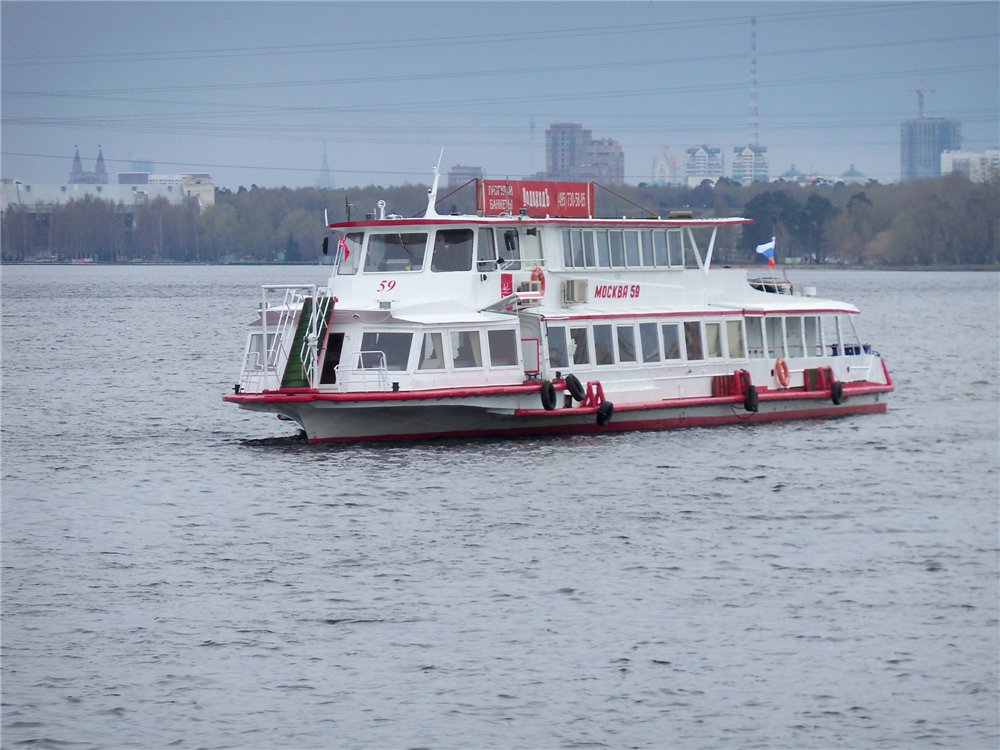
[540,380,558,411]
[596,401,614,426]
[831,380,844,405]
[743,385,759,413]
[774,357,790,388]
[531,266,546,294]
[564,373,586,402]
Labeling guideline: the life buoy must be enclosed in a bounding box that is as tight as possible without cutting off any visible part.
[540,380,557,411]
[775,358,790,387]
[564,373,586,402]
[530,266,546,294]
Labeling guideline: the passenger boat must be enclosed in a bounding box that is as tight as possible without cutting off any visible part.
[224,170,892,443]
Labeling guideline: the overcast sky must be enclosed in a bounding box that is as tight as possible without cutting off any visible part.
[2,0,998,189]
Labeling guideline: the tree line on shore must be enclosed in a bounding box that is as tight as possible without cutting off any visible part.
[2,173,997,266]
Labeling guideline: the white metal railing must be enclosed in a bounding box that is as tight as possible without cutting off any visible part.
[299,294,335,389]
[334,350,391,392]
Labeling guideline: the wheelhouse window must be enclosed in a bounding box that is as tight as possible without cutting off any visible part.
[359,332,413,370]
[668,229,684,267]
[662,323,682,360]
[417,332,444,370]
[640,322,661,362]
[547,325,568,368]
[684,322,703,360]
[431,229,473,272]
[364,232,427,272]
[487,329,519,367]
[477,228,497,271]
[335,232,363,275]
[497,229,521,270]
[451,330,483,368]
[594,325,614,365]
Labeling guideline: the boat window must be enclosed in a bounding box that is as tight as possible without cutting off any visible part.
[765,317,785,358]
[570,327,590,365]
[248,332,277,370]
[684,322,704,360]
[359,331,413,370]
[726,320,746,359]
[639,322,661,362]
[653,230,669,266]
[417,332,445,370]
[624,231,641,267]
[364,232,427,272]
[746,317,765,358]
[451,330,483,368]
[477,227,497,271]
[547,325,568,368]
[336,232,363,275]
[662,323,681,360]
[839,314,865,355]
[594,325,615,365]
[667,229,684,267]
[521,228,543,264]
[570,230,584,267]
[496,229,521,270]
[562,230,573,267]
[583,231,596,267]
[487,329,519,367]
[609,231,625,267]
[617,325,637,363]
[804,316,823,356]
[641,230,655,267]
[431,229,473,272]
[596,231,611,267]
[822,315,840,355]
[786,316,805,357]
[705,322,723,359]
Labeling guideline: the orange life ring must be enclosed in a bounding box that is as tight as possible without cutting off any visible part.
[530,266,546,294]
[775,357,790,387]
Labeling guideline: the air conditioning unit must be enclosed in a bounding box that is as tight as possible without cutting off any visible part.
[563,279,587,304]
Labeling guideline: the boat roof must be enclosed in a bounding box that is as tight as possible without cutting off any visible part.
[328,214,752,231]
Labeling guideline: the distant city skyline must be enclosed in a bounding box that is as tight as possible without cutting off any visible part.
[2,1,997,189]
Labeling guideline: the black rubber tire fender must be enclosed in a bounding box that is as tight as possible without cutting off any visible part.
[540,380,558,411]
[564,374,586,402]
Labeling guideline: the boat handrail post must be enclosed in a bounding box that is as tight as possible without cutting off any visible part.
[701,226,718,273]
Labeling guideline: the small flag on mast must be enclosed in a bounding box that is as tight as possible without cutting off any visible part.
[756,238,776,268]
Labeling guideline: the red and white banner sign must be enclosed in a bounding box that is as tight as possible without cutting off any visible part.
[478,180,594,218]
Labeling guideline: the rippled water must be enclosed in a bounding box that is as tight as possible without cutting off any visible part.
[2,266,998,749]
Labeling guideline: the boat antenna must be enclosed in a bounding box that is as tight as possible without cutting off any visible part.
[425,148,444,217]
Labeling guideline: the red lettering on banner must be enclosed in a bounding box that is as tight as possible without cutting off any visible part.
[478,180,593,218]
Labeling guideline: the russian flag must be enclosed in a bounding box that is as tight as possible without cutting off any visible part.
[756,238,776,267]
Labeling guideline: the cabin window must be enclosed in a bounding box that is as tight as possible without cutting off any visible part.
[765,317,785,358]
[624,231,641,267]
[364,232,427,272]
[562,230,573,267]
[684,322,704,360]
[417,332,445,370]
[786,316,805,357]
[667,230,684,267]
[431,229,473,272]
[617,325,637,363]
[596,232,611,267]
[746,317,765,358]
[662,323,681,360]
[451,330,483,368]
[705,322,723,359]
[487,329,519,367]
[496,229,521,270]
[571,230,585,267]
[547,325,568,368]
[653,230,669,266]
[570,327,590,365]
[336,232,363,275]
[726,320,746,359]
[839,315,865,355]
[594,325,615,365]
[804,316,823,356]
[609,231,625,267]
[477,228,497,271]
[641,230,655,266]
[248,332,277,370]
[582,231,596,266]
[639,322,661,362]
[359,332,413,370]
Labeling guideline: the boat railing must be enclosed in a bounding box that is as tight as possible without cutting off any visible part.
[334,351,391,392]
[239,284,322,393]
[298,292,335,389]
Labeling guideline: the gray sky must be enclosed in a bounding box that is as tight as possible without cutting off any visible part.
[2,0,998,189]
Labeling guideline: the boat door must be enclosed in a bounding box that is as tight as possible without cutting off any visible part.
[519,313,542,378]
